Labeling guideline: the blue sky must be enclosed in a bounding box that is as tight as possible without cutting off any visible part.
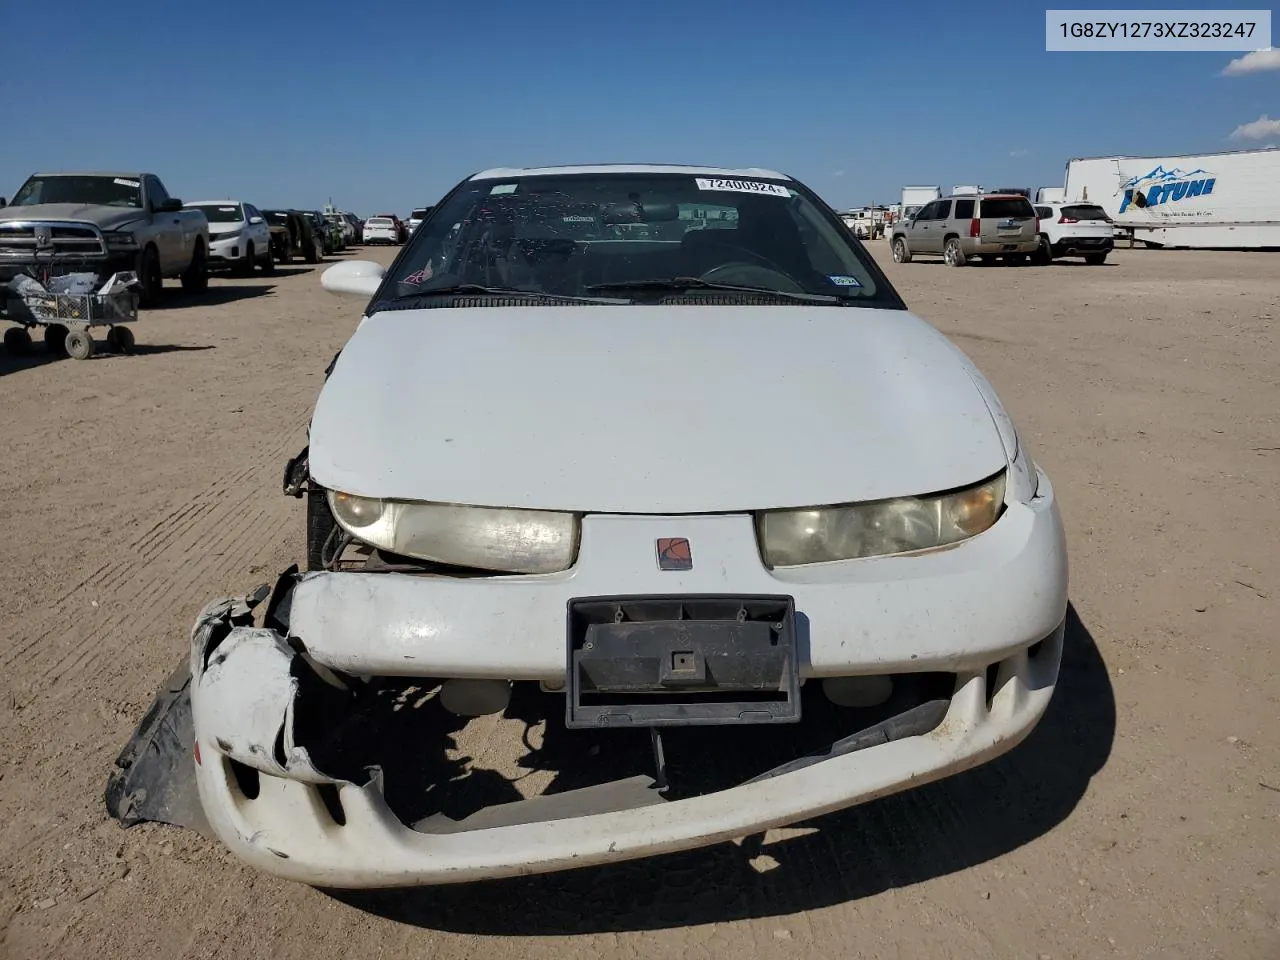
[2,0,1275,215]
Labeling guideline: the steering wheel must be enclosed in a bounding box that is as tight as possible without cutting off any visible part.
[699,261,806,293]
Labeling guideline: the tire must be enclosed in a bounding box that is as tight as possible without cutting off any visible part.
[44,323,70,356]
[239,243,256,277]
[65,329,95,360]
[1035,235,1053,265]
[260,246,276,274]
[3,326,32,355]
[1085,252,1108,265]
[315,239,326,262]
[107,325,136,354]
[137,246,164,307]
[306,487,337,572]
[943,237,966,267]
[304,238,319,264]
[181,243,209,294]
[891,237,912,263]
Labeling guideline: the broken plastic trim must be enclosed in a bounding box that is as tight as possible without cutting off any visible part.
[106,565,959,840]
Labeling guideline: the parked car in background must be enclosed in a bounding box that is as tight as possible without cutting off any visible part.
[328,213,354,248]
[342,212,363,244]
[1032,201,1114,265]
[891,193,1039,267]
[362,215,401,244]
[262,209,319,264]
[305,211,342,255]
[0,171,209,307]
[407,206,434,234]
[185,200,274,274]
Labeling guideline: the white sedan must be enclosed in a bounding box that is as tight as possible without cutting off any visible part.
[185,200,274,274]
[361,216,399,244]
[131,164,1068,889]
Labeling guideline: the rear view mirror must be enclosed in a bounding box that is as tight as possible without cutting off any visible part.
[156,198,183,213]
[321,260,385,298]
[600,201,680,224]
[249,216,263,224]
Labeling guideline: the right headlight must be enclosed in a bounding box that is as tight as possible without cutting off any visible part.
[327,491,579,574]
[756,471,1006,568]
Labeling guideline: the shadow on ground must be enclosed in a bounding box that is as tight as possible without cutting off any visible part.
[150,284,275,308]
[0,342,214,376]
[332,602,1114,934]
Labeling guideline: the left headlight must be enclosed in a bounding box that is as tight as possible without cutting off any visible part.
[757,472,1006,568]
[104,231,138,250]
[327,491,580,574]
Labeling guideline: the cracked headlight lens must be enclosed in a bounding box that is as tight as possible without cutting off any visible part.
[757,472,1006,567]
[327,491,579,574]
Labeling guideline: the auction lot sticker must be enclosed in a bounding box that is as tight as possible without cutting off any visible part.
[694,178,790,197]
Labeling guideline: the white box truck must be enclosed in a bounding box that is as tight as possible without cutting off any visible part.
[1036,186,1066,204]
[1061,147,1280,249]
[900,186,941,221]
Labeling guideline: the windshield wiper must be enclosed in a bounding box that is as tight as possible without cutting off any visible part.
[584,277,842,304]
[385,283,622,304]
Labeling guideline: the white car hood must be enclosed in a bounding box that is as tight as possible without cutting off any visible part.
[308,305,1008,512]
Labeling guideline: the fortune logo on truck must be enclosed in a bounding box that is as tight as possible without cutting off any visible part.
[1118,166,1216,214]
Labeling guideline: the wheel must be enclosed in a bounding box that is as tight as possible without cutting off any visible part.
[239,243,256,277]
[943,237,966,267]
[891,237,912,263]
[137,246,164,307]
[106,325,135,354]
[3,326,32,355]
[1084,252,1108,265]
[260,246,276,274]
[306,487,337,571]
[181,243,208,294]
[314,239,325,262]
[44,323,70,356]
[1034,235,1053,265]
[65,329,95,360]
[304,237,319,264]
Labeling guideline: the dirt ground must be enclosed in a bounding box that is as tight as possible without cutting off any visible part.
[0,242,1276,960]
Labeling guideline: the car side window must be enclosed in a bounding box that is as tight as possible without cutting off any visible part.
[935,200,952,221]
[916,202,937,221]
[1035,206,1052,219]
[146,176,170,208]
[954,198,975,219]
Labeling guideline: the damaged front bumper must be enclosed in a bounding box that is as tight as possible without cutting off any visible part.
[182,581,1061,888]
[108,473,1068,888]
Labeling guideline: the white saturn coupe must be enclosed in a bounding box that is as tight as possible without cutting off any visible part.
[122,164,1068,890]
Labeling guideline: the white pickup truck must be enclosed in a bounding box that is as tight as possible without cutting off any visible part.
[0,172,210,307]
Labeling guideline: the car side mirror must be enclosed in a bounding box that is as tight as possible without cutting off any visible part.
[0,197,6,208]
[321,260,385,298]
[156,198,183,213]
[249,216,263,224]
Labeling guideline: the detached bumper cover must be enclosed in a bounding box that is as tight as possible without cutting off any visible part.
[185,475,1067,888]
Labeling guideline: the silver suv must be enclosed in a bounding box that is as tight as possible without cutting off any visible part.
[891,193,1039,267]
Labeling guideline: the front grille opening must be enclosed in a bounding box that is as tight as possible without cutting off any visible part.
[227,757,261,800]
[985,662,1001,711]
[295,671,956,832]
[316,783,346,826]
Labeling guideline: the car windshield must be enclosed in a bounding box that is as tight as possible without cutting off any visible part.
[382,172,897,306]
[190,203,244,223]
[1062,204,1111,222]
[11,174,143,208]
[981,197,1036,219]
[411,208,430,218]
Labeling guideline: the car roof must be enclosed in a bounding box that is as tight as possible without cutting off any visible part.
[185,199,245,207]
[32,171,145,179]
[468,163,792,181]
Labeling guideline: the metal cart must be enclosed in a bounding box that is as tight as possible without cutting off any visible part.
[3,272,140,360]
